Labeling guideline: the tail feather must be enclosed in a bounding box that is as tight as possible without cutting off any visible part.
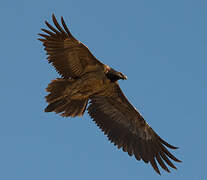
[45,78,72,103]
[45,99,67,112]
[45,78,88,117]
[61,99,88,117]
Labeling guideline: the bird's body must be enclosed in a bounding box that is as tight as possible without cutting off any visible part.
[38,14,181,174]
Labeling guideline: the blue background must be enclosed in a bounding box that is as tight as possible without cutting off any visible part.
[1,0,206,179]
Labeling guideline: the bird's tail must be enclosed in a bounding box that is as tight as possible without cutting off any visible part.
[44,78,88,117]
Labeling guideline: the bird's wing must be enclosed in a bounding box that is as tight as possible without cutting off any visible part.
[87,83,181,174]
[38,14,104,79]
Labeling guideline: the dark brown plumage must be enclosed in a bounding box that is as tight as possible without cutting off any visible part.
[38,14,181,174]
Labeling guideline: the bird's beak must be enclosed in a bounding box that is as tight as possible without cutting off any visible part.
[122,75,127,80]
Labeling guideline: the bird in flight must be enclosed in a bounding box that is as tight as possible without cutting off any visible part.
[38,14,181,174]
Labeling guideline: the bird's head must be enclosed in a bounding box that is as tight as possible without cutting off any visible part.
[106,68,127,82]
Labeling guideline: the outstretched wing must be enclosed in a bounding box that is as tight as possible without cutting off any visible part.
[38,14,104,79]
[87,83,181,174]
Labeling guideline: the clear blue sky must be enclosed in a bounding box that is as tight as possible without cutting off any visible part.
[0,0,206,179]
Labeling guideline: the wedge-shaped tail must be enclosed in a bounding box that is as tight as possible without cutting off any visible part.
[45,78,88,117]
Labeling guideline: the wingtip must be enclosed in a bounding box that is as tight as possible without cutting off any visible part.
[52,13,57,22]
[61,16,73,38]
[52,13,57,20]
[37,38,45,42]
[61,16,65,24]
[157,135,179,149]
[150,158,161,175]
[45,20,49,26]
[175,158,182,163]
[155,168,161,175]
